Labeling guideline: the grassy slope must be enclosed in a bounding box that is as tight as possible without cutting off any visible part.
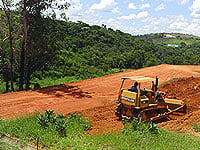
[139,33,200,45]
[0,115,200,149]
[153,38,197,45]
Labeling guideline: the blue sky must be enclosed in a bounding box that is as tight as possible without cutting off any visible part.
[1,0,199,36]
[61,0,200,36]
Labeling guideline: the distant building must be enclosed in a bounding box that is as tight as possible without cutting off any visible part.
[165,34,176,38]
[168,44,179,47]
[81,27,89,30]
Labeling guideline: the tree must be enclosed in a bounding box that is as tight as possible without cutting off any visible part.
[18,0,70,90]
[0,0,15,91]
[19,0,28,91]
[0,36,9,92]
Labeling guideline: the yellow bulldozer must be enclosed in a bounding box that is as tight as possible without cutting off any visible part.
[115,76,186,122]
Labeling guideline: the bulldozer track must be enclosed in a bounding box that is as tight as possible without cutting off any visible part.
[138,106,168,122]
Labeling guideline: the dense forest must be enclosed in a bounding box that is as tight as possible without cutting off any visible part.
[0,0,200,93]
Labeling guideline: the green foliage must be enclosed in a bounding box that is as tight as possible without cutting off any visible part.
[32,70,64,80]
[68,113,91,131]
[193,123,200,132]
[149,122,159,134]
[0,141,19,150]
[0,111,91,148]
[1,13,200,93]
[1,114,200,149]
[37,110,57,127]
[122,119,158,134]
[55,118,67,133]
[37,110,91,137]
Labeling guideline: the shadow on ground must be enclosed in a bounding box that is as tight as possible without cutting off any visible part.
[35,84,92,98]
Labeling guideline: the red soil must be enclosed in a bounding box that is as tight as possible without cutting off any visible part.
[158,77,200,132]
[0,64,200,134]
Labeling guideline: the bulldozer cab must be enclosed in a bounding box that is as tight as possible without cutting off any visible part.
[118,76,157,109]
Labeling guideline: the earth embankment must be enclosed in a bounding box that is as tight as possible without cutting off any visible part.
[0,64,200,134]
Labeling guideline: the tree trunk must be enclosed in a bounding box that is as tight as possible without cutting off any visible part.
[25,59,31,90]
[19,0,27,91]
[7,13,15,92]
[19,41,25,91]
[5,78,9,92]
[1,37,9,93]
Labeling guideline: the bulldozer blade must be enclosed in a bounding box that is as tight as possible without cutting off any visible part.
[150,104,186,121]
[164,98,186,113]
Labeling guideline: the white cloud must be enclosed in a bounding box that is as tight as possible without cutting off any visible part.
[57,0,70,5]
[0,0,21,10]
[112,7,120,13]
[139,15,189,34]
[140,3,150,9]
[169,21,189,30]
[192,18,200,23]
[107,18,115,23]
[190,0,200,18]
[90,0,117,12]
[66,0,83,16]
[42,0,79,19]
[139,15,200,35]
[79,14,131,33]
[128,3,137,9]
[128,3,150,10]
[137,11,149,18]
[180,0,189,5]
[118,14,137,20]
[155,3,165,11]
[118,11,148,20]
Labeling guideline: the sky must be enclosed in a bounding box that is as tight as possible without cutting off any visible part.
[60,0,200,36]
[1,0,200,36]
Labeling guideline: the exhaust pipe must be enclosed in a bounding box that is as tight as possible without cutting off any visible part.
[155,76,158,92]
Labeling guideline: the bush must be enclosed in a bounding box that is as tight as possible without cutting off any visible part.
[37,111,91,137]
[37,110,68,136]
[122,119,158,134]
[37,110,57,127]
[68,113,91,131]
[32,70,63,80]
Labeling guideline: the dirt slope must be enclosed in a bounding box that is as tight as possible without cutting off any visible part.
[158,77,200,132]
[0,64,200,134]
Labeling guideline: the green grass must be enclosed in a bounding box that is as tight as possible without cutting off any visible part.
[0,141,19,150]
[0,68,128,94]
[1,114,200,149]
[32,76,80,87]
[67,129,200,150]
[153,38,198,45]
[193,124,200,133]
[0,76,80,94]
[0,112,90,149]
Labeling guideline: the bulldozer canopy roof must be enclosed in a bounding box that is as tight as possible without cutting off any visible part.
[121,76,155,83]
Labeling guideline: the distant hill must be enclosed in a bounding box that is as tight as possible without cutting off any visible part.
[137,33,200,46]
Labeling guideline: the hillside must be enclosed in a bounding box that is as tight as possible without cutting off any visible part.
[137,33,200,46]
[1,17,200,94]
[0,64,200,135]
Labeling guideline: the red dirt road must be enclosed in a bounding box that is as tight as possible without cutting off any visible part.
[1,64,200,134]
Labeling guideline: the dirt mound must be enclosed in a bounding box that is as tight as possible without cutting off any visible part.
[0,64,200,134]
[158,77,200,132]
[75,103,123,135]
